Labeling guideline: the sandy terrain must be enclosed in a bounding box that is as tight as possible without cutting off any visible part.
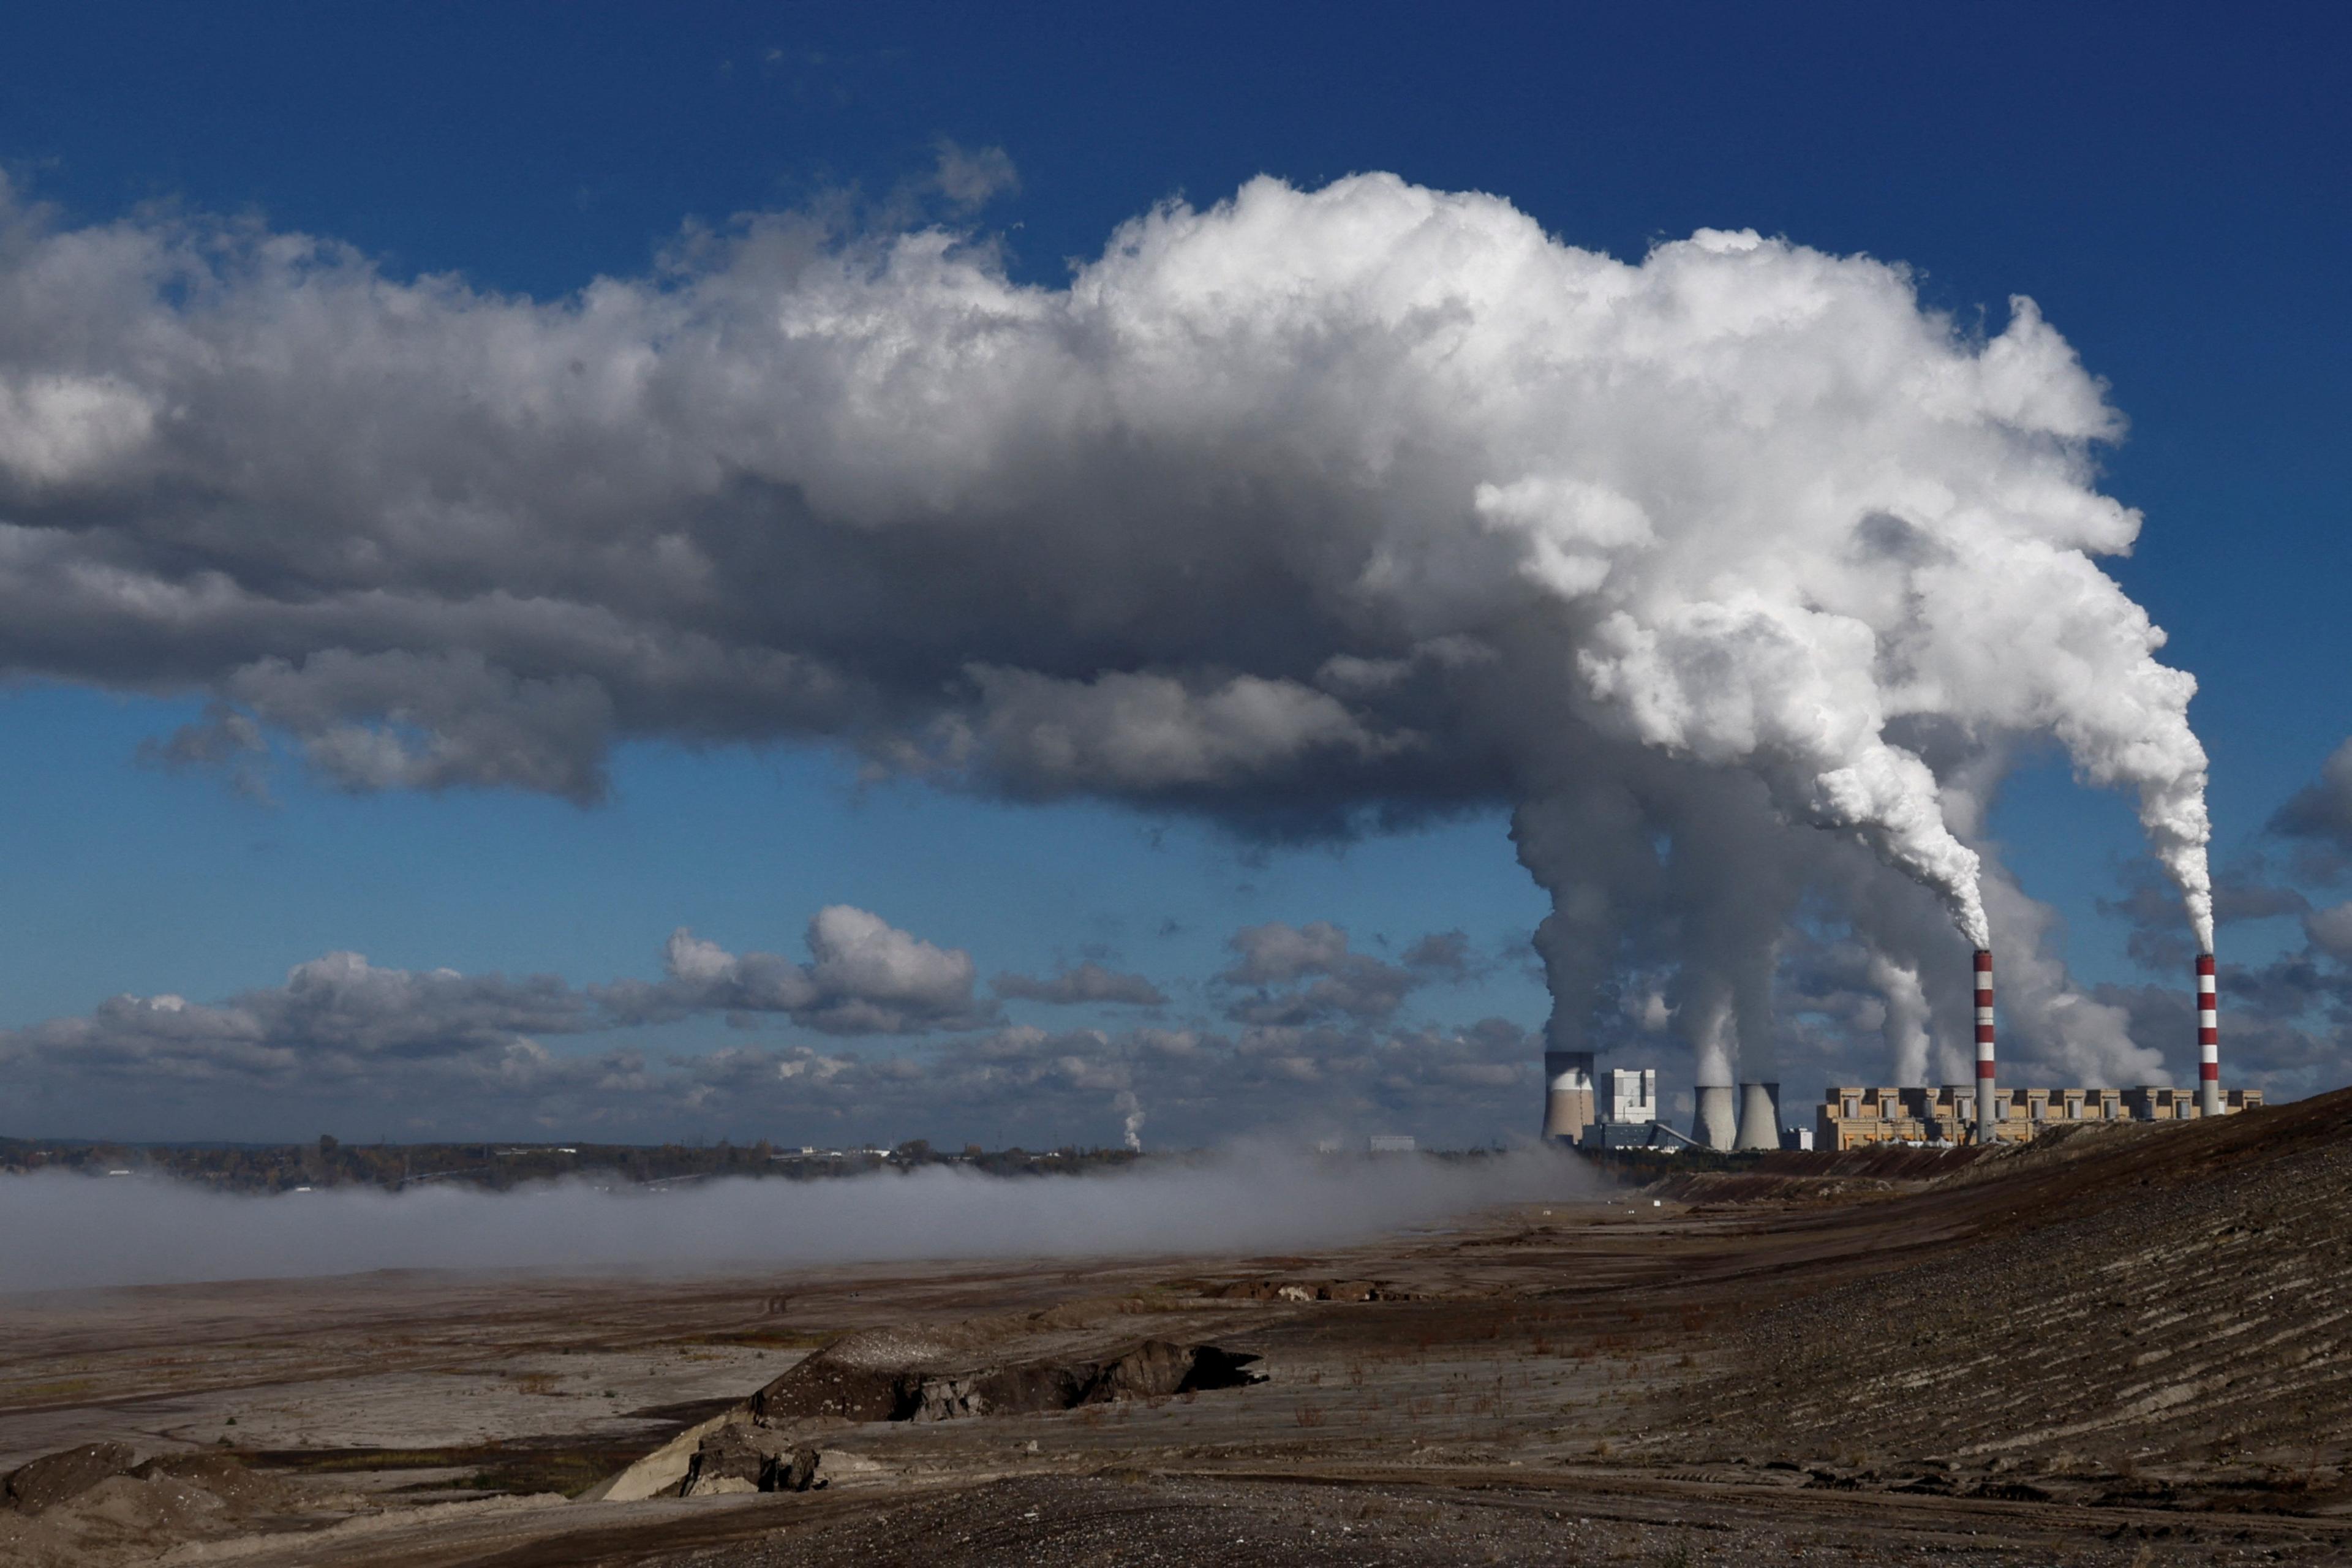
[5,1091,2350,1565]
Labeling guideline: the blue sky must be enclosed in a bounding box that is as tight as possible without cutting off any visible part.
[0,2,2346,1145]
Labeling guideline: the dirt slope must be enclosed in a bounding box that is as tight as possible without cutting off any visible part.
[1702,1088,2352,1505]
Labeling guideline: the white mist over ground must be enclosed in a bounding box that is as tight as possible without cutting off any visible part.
[0,1148,1594,1294]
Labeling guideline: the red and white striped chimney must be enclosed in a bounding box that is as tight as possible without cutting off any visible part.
[2197,952,2220,1117]
[1975,948,1996,1143]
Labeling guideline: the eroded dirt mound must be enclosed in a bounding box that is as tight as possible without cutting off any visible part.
[750,1336,1261,1426]
[4,1441,135,1513]
[0,1446,312,1568]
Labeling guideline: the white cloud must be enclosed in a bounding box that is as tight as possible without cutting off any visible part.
[0,372,155,487]
[929,140,1019,210]
[619,907,991,1035]
[0,910,1543,1145]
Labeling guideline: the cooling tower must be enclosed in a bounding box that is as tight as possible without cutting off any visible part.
[1693,1084,1737,1151]
[1542,1050,1596,1142]
[2197,952,2220,1117]
[1733,1082,1781,1151]
[1974,948,1997,1144]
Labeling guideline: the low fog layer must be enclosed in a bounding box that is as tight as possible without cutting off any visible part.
[0,1148,1593,1293]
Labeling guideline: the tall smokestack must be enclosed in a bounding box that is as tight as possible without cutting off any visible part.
[1694,1084,1738,1151]
[1974,948,1997,1144]
[1733,1082,1781,1151]
[2197,952,2220,1117]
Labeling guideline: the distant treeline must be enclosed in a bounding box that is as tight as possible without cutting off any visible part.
[0,1135,1147,1193]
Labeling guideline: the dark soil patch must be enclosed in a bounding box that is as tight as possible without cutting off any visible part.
[236,1437,653,1499]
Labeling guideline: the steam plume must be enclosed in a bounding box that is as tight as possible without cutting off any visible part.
[1867,954,1933,1088]
[0,172,2214,1076]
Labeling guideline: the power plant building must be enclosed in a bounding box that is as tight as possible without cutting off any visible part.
[1579,1068,1664,1148]
[1818,1084,2264,1150]
[1542,1056,1677,1148]
[1537,937,2257,1156]
[1602,1068,1656,1125]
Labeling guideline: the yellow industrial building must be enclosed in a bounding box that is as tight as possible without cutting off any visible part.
[1817,1084,2264,1150]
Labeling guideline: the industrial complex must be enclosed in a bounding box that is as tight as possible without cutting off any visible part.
[1544,948,2258,1152]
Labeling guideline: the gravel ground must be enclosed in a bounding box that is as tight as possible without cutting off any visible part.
[635,1471,2341,1567]
[1702,1091,2352,1502]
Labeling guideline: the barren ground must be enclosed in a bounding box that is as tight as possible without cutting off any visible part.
[5,1090,2350,1566]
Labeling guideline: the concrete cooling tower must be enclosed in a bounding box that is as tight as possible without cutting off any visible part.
[1733,1082,1781,1151]
[1693,1084,1738,1151]
[1542,1051,1596,1142]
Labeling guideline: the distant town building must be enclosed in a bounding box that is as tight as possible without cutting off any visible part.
[1368,1134,1416,1153]
[1818,1084,2264,1150]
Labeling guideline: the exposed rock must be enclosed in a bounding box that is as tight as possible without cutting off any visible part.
[771,1446,820,1493]
[1091,1340,1261,1403]
[679,1424,774,1498]
[675,1429,892,1498]
[4,1442,137,1515]
[804,1448,888,1486]
[687,1474,759,1496]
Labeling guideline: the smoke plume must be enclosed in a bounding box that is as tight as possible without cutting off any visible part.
[1860,954,1924,1088]
[0,170,2213,1087]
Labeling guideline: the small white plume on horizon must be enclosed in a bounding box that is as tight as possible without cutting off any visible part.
[0,1147,1592,1294]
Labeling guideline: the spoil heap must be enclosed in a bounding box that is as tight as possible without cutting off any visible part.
[1711,1087,2352,1501]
